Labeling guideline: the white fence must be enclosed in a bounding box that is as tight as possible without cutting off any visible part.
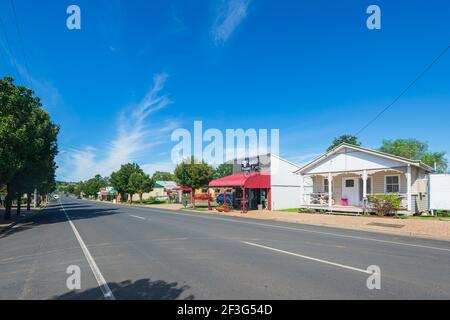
[430,174,450,210]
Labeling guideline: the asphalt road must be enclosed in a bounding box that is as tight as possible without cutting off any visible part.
[0,196,449,300]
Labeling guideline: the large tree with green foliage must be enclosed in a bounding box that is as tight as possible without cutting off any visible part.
[81,174,108,198]
[110,163,145,203]
[327,134,361,151]
[129,172,154,203]
[174,157,215,206]
[13,107,59,214]
[379,139,448,173]
[151,171,175,181]
[0,77,59,219]
[213,163,233,179]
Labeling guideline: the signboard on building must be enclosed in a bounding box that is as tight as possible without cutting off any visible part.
[241,156,260,172]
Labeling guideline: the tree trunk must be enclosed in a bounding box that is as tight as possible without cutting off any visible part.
[16,191,22,216]
[129,194,133,204]
[139,193,143,204]
[191,188,195,208]
[4,184,13,221]
[26,192,32,211]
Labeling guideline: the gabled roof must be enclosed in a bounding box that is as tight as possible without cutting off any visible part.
[295,143,434,174]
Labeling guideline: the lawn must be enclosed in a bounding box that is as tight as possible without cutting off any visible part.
[407,216,450,221]
[278,208,300,213]
[132,199,168,205]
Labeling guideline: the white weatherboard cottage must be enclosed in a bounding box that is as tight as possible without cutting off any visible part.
[295,143,434,215]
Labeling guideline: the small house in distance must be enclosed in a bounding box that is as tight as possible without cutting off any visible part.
[131,181,179,202]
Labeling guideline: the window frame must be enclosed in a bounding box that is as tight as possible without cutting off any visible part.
[385,175,401,194]
[323,178,329,193]
[345,179,355,188]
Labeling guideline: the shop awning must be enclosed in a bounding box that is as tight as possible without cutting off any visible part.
[208,172,270,189]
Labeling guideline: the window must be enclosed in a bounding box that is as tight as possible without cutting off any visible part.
[345,179,354,188]
[323,178,329,193]
[385,176,400,193]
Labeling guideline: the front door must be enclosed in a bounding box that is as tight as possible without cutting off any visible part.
[342,178,359,206]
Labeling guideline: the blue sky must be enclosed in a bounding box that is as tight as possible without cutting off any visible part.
[0,0,449,181]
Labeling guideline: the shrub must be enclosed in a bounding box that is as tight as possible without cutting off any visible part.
[436,210,450,217]
[368,194,401,216]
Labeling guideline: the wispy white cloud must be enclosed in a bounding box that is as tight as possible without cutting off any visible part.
[59,74,177,181]
[141,161,176,176]
[0,41,62,109]
[284,153,322,167]
[212,0,251,45]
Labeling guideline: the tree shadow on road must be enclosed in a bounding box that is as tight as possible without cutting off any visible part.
[0,201,121,239]
[54,278,195,300]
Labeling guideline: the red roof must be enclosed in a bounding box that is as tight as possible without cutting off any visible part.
[208,172,270,189]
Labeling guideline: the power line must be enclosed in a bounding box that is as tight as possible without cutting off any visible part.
[354,44,450,137]
[0,15,23,83]
[9,0,32,85]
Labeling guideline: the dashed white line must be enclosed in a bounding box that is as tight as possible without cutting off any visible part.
[81,200,450,253]
[137,207,450,253]
[129,215,146,220]
[242,241,371,274]
[59,200,115,300]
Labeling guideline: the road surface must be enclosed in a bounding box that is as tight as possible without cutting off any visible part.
[0,196,449,300]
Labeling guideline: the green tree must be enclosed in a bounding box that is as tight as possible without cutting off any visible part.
[129,172,154,203]
[174,157,215,207]
[110,163,144,203]
[151,171,175,181]
[14,107,59,213]
[327,134,361,151]
[74,182,85,197]
[213,163,233,179]
[66,184,76,195]
[0,77,59,219]
[82,174,108,198]
[379,139,448,173]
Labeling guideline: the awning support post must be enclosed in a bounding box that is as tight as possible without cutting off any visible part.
[207,188,212,210]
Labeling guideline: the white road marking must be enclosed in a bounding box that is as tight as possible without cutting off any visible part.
[59,200,115,300]
[129,215,146,220]
[81,200,450,253]
[242,241,371,274]
[134,207,450,253]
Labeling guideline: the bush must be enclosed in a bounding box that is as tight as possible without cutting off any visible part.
[436,210,450,217]
[368,194,401,216]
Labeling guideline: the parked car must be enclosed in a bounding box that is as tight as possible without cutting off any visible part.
[216,193,233,205]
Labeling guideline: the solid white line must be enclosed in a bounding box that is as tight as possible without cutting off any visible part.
[59,200,115,300]
[129,215,146,220]
[242,241,371,274]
